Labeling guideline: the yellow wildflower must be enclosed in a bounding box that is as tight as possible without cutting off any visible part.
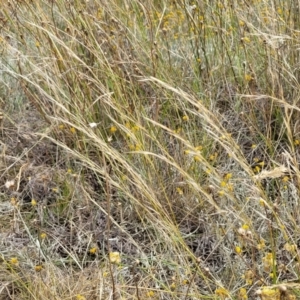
[131,125,140,131]
[244,270,254,285]
[218,190,225,196]
[146,291,155,297]
[235,246,242,254]
[170,282,176,291]
[242,224,249,230]
[260,287,280,299]
[10,197,18,207]
[263,252,275,272]
[129,144,135,150]
[209,154,215,161]
[31,199,37,206]
[259,198,266,207]
[70,127,76,134]
[227,183,234,192]
[215,287,229,298]
[89,247,98,255]
[103,271,109,277]
[244,74,252,82]
[34,265,43,272]
[241,36,251,43]
[220,181,226,188]
[182,115,189,121]
[254,165,261,173]
[239,287,248,299]
[109,125,117,133]
[128,143,138,151]
[10,257,19,266]
[205,168,212,175]
[176,187,183,195]
[135,144,142,151]
[257,239,266,250]
[109,252,121,264]
[282,176,289,183]
[284,243,297,253]
[40,233,47,239]
[224,173,232,181]
[194,155,201,162]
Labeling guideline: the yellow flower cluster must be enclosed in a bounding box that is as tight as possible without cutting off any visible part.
[215,287,229,299]
[219,173,234,195]
[239,287,248,299]
[109,125,117,133]
[176,187,183,195]
[89,247,98,255]
[109,252,121,264]
[256,287,280,300]
[244,269,254,285]
[10,257,19,266]
[262,252,275,272]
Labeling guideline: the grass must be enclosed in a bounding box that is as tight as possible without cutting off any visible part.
[1,0,300,299]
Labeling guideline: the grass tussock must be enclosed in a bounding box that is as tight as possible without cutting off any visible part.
[1,0,300,299]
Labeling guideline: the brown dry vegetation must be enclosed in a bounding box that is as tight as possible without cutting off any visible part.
[1,0,300,299]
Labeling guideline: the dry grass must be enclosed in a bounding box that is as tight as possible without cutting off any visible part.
[1,0,300,299]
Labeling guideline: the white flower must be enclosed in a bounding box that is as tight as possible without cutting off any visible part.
[5,180,15,189]
[89,122,98,128]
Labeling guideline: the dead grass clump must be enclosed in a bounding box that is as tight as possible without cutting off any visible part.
[2,0,300,299]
